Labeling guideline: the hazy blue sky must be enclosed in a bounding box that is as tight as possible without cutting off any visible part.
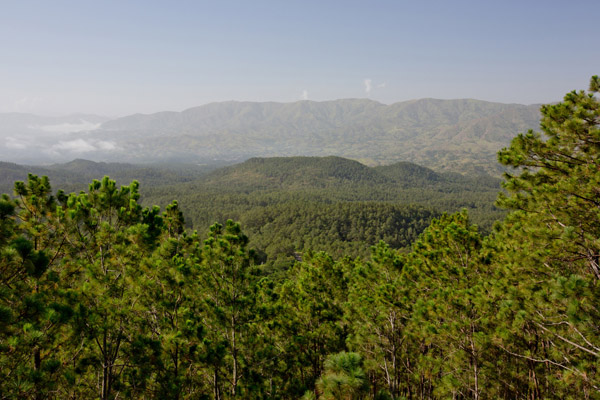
[1,0,598,116]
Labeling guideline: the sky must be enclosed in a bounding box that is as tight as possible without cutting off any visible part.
[0,0,598,117]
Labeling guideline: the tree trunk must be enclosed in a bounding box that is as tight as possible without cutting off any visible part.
[34,346,42,400]
[214,369,221,400]
[231,314,238,397]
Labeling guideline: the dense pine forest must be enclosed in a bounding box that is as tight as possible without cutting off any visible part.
[1,77,599,399]
[0,155,504,267]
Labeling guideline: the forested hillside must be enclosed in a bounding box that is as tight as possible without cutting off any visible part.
[0,159,220,194]
[139,156,503,263]
[0,156,504,265]
[0,78,598,399]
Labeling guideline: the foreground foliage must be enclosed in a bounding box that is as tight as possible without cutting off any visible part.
[0,77,598,399]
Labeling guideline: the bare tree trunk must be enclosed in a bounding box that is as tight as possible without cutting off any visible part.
[231,314,238,397]
[34,346,42,400]
[214,369,221,400]
[174,343,180,400]
[102,331,108,400]
[470,324,479,400]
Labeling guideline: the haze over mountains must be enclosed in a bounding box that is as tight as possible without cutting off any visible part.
[0,113,110,164]
[0,98,541,174]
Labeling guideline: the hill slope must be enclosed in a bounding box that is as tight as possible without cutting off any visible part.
[135,156,502,263]
[202,156,390,189]
[0,159,217,194]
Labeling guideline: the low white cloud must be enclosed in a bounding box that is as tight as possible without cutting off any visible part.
[5,136,31,149]
[364,79,372,95]
[302,90,308,100]
[377,82,387,88]
[13,96,44,113]
[52,139,97,153]
[34,120,102,134]
[96,140,117,150]
[49,138,118,154]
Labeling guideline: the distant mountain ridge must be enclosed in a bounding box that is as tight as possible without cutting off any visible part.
[0,98,541,174]
[92,98,540,174]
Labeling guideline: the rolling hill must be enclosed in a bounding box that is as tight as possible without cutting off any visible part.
[0,156,504,263]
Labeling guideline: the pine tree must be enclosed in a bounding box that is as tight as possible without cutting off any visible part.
[315,352,369,400]
[197,220,258,399]
[139,201,208,398]
[0,176,72,399]
[344,242,414,399]
[274,252,348,398]
[492,76,600,397]
[58,177,161,399]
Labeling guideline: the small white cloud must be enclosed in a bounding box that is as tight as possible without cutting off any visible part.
[364,79,387,96]
[302,90,308,100]
[364,79,372,96]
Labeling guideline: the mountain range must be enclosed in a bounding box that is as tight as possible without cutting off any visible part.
[0,98,541,174]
